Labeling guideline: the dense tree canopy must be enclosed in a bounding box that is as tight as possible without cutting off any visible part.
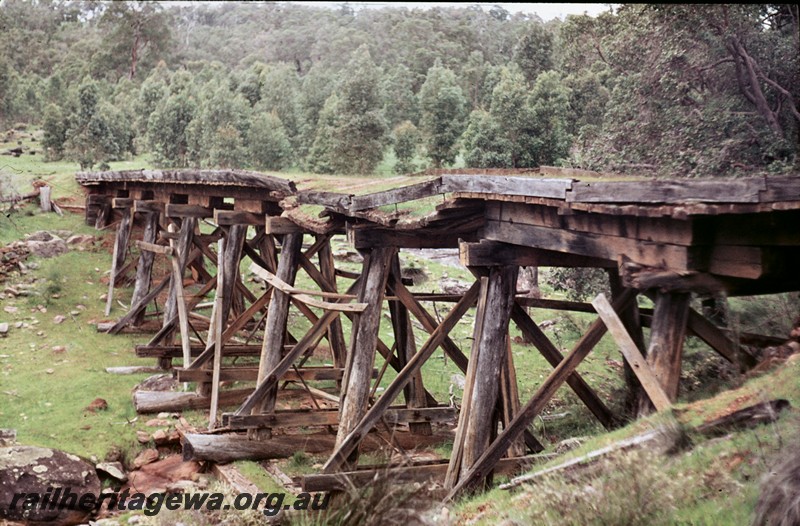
[1,2,797,176]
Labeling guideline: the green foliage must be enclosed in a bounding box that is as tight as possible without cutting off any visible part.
[513,23,554,85]
[185,84,251,168]
[419,61,467,167]
[146,92,196,168]
[529,70,573,165]
[41,104,67,160]
[63,79,135,170]
[522,449,691,526]
[392,120,419,174]
[314,47,388,175]
[247,111,293,170]
[306,93,339,174]
[382,64,420,128]
[545,267,609,302]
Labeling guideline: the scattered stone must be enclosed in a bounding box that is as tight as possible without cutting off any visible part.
[66,234,94,245]
[157,412,177,420]
[0,429,16,445]
[0,323,7,337]
[126,455,202,495]
[132,448,159,469]
[25,236,68,259]
[0,445,101,525]
[96,461,127,482]
[3,306,17,314]
[53,315,66,324]
[153,429,180,447]
[70,310,80,316]
[45,368,54,374]
[85,398,108,413]
[3,287,18,297]
[145,418,172,427]
[136,431,151,444]
[52,345,66,354]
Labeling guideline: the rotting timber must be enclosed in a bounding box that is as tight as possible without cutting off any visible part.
[78,168,800,499]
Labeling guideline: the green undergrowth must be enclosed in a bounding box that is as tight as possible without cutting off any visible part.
[454,355,800,525]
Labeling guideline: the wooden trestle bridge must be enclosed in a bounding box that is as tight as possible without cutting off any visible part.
[77,169,800,499]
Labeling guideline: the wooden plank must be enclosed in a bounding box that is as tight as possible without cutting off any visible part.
[134,388,253,413]
[591,293,672,412]
[135,240,173,255]
[165,203,213,218]
[460,240,615,268]
[483,219,691,270]
[389,253,430,435]
[226,407,457,429]
[105,207,133,316]
[249,264,366,312]
[335,247,395,458]
[351,228,476,249]
[318,239,347,368]
[459,266,518,478]
[254,233,303,418]
[510,304,615,429]
[304,455,537,492]
[161,218,196,348]
[76,169,297,194]
[238,310,340,415]
[136,344,271,358]
[684,309,757,370]
[214,209,264,226]
[112,197,134,209]
[133,200,166,214]
[441,175,572,199]
[209,237,226,429]
[493,201,698,246]
[297,191,352,210]
[323,280,481,474]
[638,291,690,415]
[445,288,636,500]
[176,366,356,383]
[567,178,765,203]
[265,216,305,234]
[349,178,444,211]
[129,211,161,326]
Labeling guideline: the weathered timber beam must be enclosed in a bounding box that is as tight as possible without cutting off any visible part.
[133,200,166,214]
[637,290,690,416]
[460,240,614,268]
[323,280,481,474]
[175,366,362,383]
[133,388,252,414]
[112,197,133,209]
[214,210,265,226]
[445,288,637,500]
[483,220,691,271]
[457,266,518,479]
[135,344,277,358]
[510,304,616,429]
[225,406,457,430]
[265,217,305,234]
[253,233,304,417]
[350,228,475,249]
[303,455,537,493]
[592,293,672,412]
[335,246,395,458]
[238,310,340,415]
[165,204,213,218]
[441,175,572,199]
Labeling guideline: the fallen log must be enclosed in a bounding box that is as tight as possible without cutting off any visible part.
[696,399,790,437]
[183,429,452,463]
[133,389,252,413]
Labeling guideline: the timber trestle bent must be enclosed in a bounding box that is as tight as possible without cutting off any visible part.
[78,168,800,498]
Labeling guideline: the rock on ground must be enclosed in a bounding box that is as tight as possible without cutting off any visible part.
[0,445,101,525]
